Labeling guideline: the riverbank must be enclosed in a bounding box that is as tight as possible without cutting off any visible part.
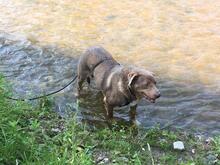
[0,76,219,165]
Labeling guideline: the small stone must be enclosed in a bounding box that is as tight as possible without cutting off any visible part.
[51,128,61,133]
[173,141,185,150]
[195,135,203,141]
[98,158,109,164]
[118,157,129,163]
[76,145,85,152]
[205,137,214,144]
[76,146,83,152]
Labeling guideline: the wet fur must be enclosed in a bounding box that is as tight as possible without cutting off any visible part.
[77,46,160,123]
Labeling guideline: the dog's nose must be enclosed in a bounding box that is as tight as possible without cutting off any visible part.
[156,92,161,98]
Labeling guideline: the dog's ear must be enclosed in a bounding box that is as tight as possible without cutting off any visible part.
[148,71,155,77]
[128,72,139,88]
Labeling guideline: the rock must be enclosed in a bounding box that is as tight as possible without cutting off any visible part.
[195,135,203,141]
[118,157,129,163]
[205,137,214,144]
[98,157,109,164]
[191,149,195,154]
[173,141,185,150]
[51,128,61,133]
[96,154,110,164]
[76,145,85,152]
[93,150,110,164]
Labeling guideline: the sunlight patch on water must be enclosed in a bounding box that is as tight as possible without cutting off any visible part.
[1,0,219,88]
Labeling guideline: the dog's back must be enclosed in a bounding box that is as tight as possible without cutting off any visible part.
[78,46,116,71]
[77,46,119,90]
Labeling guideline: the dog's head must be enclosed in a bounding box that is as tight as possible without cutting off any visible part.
[128,69,160,103]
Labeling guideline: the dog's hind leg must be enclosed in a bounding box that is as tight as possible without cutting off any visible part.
[76,74,87,97]
[103,96,113,119]
[86,77,90,85]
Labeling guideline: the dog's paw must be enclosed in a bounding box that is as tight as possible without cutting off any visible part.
[133,119,141,126]
[111,118,117,125]
[74,91,80,98]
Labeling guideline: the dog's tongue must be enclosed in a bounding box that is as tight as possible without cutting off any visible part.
[144,95,156,103]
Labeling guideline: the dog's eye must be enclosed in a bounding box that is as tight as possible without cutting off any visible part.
[144,82,149,87]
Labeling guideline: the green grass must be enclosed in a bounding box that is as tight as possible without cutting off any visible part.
[0,75,220,164]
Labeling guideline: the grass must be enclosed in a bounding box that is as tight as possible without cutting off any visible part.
[0,75,220,164]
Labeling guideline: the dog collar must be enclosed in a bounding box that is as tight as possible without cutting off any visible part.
[127,85,137,101]
[92,58,120,71]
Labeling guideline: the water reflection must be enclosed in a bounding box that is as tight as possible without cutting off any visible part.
[0,0,220,88]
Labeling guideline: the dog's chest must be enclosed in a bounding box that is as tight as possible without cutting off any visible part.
[114,100,139,111]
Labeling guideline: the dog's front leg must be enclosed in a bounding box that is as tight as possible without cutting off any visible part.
[129,104,140,126]
[103,96,113,119]
[129,104,137,122]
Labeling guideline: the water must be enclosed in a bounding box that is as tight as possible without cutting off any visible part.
[0,0,220,135]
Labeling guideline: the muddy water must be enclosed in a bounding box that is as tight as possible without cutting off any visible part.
[0,0,220,135]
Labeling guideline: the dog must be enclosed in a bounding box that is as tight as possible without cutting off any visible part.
[76,46,160,124]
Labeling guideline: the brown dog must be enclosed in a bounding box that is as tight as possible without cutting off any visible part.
[77,46,160,124]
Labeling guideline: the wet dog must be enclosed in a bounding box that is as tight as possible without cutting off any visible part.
[77,46,160,124]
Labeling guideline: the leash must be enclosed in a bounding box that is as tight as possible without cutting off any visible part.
[92,58,120,71]
[4,58,118,101]
[6,75,77,101]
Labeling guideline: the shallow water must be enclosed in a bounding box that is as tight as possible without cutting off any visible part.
[0,0,220,135]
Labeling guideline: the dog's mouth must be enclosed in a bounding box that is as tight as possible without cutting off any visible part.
[143,94,156,103]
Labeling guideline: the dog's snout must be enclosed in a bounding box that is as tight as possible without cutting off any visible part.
[155,92,161,98]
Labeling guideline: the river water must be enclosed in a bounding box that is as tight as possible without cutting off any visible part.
[0,0,220,135]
